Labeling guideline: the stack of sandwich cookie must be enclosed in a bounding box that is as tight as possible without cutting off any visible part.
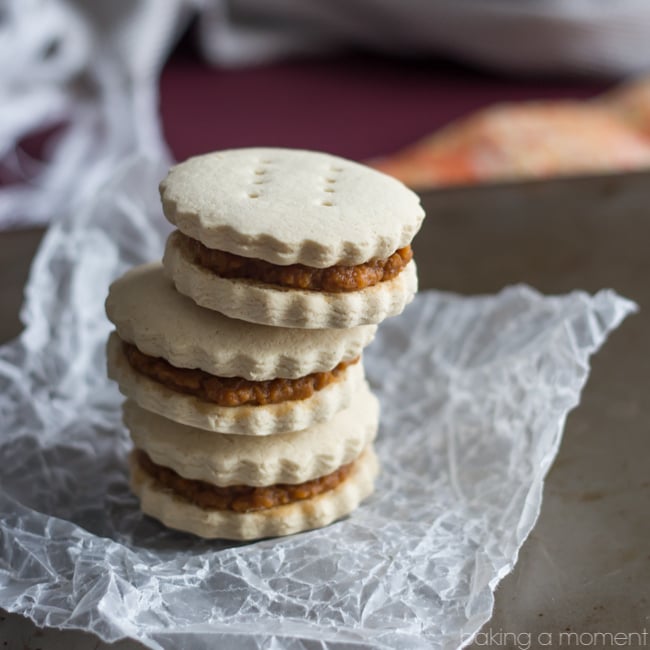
[105,147,425,540]
[106,264,378,538]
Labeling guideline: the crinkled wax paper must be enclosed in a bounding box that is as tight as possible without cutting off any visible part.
[0,156,635,650]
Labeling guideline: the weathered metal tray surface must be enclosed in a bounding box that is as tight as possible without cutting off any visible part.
[415,170,649,645]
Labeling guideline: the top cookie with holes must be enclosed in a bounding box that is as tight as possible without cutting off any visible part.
[160,148,425,328]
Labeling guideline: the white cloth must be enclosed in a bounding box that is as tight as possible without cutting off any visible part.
[0,0,185,228]
[3,0,650,229]
[199,0,650,75]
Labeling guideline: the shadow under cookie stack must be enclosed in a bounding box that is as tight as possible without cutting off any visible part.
[105,148,425,540]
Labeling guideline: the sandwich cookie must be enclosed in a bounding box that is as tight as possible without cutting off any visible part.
[105,263,375,434]
[130,446,379,540]
[160,148,424,328]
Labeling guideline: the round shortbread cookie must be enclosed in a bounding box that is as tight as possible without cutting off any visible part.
[159,148,424,267]
[105,263,376,379]
[130,445,379,540]
[107,332,366,435]
[123,385,378,486]
[163,231,418,329]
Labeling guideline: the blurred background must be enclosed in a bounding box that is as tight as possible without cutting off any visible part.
[3,0,650,231]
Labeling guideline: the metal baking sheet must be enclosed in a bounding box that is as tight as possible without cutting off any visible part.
[415,169,650,646]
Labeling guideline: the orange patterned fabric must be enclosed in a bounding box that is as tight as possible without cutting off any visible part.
[369,81,650,189]
[600,77,650,139]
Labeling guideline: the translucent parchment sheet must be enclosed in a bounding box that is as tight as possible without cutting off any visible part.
[0,157,635,650]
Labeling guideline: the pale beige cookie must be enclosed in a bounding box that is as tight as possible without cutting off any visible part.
[106,263,375,378]
[107,332,365,434]
[123,385,378,486]
[160,148,424,267]
[130,446,379,540]
[163,231,418,329]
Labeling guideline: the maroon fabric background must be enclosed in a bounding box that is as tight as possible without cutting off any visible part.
[160,51,610,163]
[0,50,610,191]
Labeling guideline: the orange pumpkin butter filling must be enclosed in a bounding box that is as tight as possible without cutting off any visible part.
[137,450,355,513]
[180,232,412,292]
[124,342,358,407]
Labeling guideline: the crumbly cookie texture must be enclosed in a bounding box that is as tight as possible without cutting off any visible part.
[130,445,379,540]
[159,148,425,267]
[163,231,418,329]
[105,263,376,379]
[123,384,378,486]
[107,333,366,435]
